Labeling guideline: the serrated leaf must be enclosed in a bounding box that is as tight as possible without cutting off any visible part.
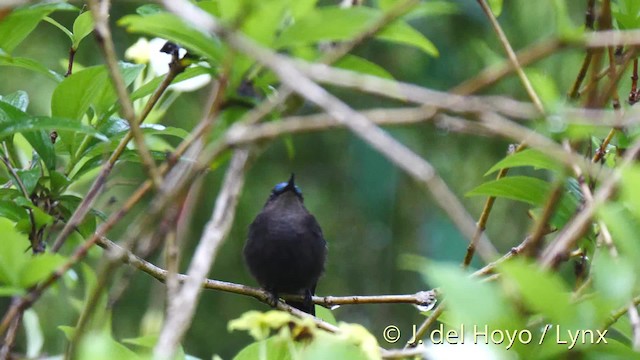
[466,176,551,206]
[72,11,95,49]
[0,2,76,54]
[118,13,223,62]
[276,6,438,57]
[485,149,563,175]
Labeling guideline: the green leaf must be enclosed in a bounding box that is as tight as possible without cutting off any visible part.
[0,100,57,169]
[16,167,40,195]
[94,62,144,115]
[20,253,67,288]
[0,2,76,54]
[43,16,73,40]
[499,259,576,325]
[0,218,30,286]
[592,252,635,309]
[303,331,371,360]
[598,205,640,275]
[527,69,560,110]
[118,13,222,62]
[136,4,164,16]
[485,149,564,175]
[14,196,54,229]
[0,102,107,143]
[51,63,143,121]
[404,1,459,21]
[233,337,293,360]
[77,332,140,360]
[420,259,518,329]
[466,176,551,206]
[0,286,25,296]
[0,200,28,222]
[335,55,394,79]
[130,66,211,101]
[0,53,63,82]
[488,0,503,17]
[1,90,29,111]
[315,306,337,326]
[72,11,95,49]
[276,6,438,57]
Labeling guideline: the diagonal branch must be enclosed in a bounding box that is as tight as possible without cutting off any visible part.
[475,0,545,114]
[87,0,162,187]
[154,148,251,359]
[159,0,499,264]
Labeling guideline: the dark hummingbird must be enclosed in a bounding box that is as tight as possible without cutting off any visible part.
[243,174,327,315]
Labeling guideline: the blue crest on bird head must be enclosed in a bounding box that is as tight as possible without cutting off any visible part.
[272,174,302,197]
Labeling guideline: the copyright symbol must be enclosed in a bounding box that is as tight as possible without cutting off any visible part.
[383,325,400,343]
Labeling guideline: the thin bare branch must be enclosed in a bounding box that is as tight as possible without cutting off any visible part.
[475,0,545,114]
[154,149,251,359]
[87,0,162,187]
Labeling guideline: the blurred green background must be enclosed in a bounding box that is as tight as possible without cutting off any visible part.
[0,0,593,358]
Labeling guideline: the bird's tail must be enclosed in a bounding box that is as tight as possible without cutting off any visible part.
[288,300,315,315]
[288,288,315,315]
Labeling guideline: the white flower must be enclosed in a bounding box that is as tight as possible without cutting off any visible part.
[124,37,151,64]
[125,37,212,92]
[148,38,211,92]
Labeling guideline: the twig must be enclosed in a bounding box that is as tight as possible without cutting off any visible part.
[540,137,640,268]
[452,39,562,96]
[0,152,41,253]
[87,0,162,188]
[154,149,251,359]
[475,0,545,114]
[95,236,437,308]
[65,47,76,77]
[51,48,187,253]
[161,0,500,264]
[294,61,536,120]
[461,143,527,268]
[0,297,22,360]
[568,0,596,99]
[406,303,446,347]
[520,179,564,257]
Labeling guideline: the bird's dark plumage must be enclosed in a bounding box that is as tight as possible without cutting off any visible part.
[244,174,327,315]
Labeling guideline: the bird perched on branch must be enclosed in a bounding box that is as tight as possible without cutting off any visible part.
[244,174,327,315]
